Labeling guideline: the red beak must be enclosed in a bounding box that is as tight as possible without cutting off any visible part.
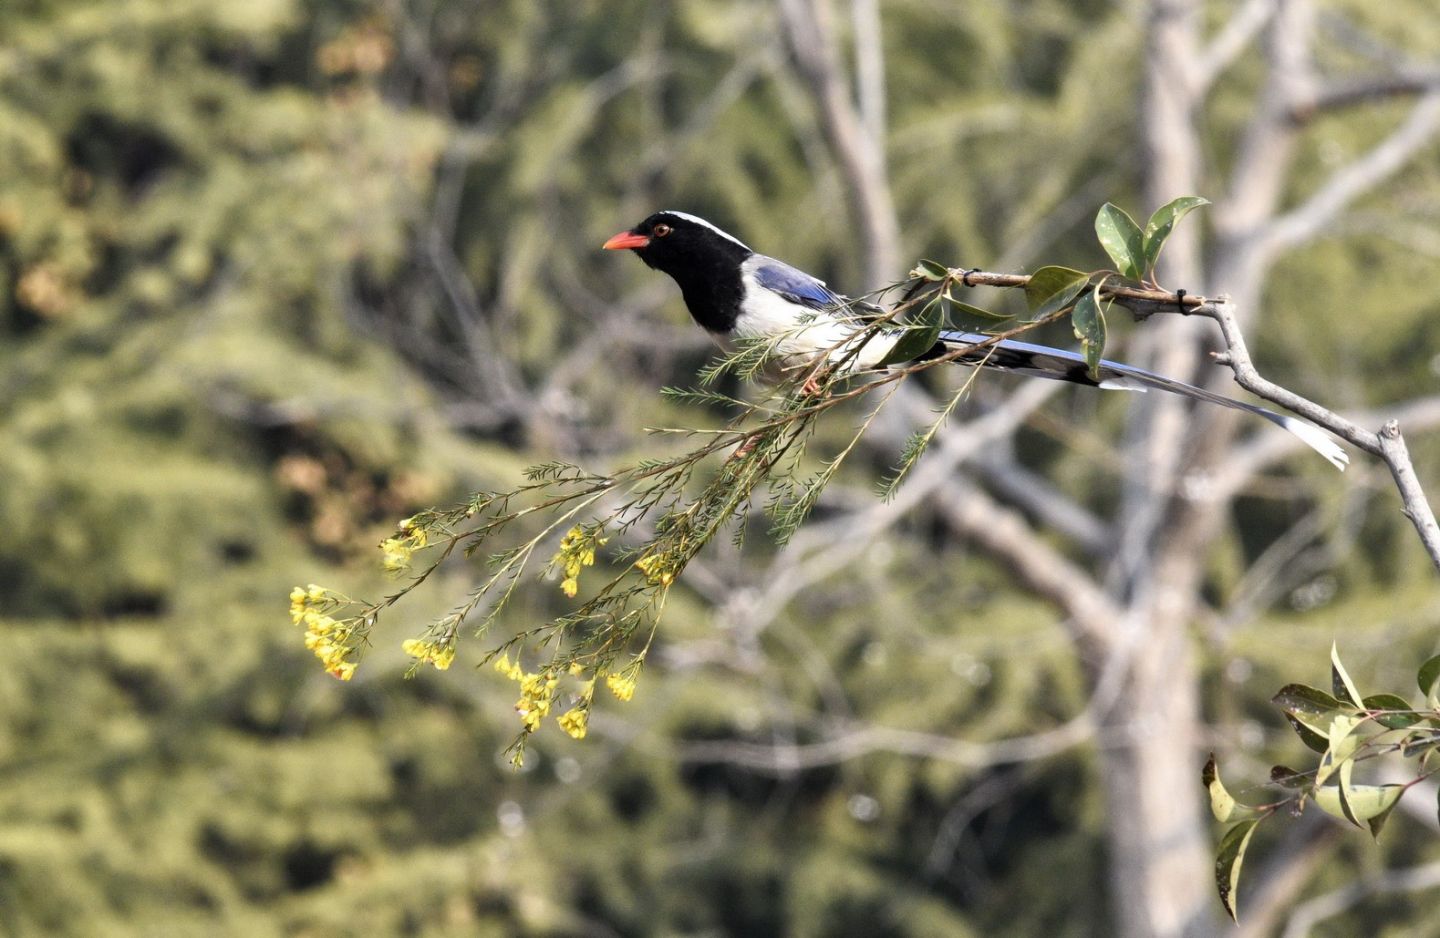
[602,230,650,250]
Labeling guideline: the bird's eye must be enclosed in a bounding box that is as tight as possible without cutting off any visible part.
[653,223,672,237]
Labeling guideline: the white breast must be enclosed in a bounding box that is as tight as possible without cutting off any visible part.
[734,269,899,374]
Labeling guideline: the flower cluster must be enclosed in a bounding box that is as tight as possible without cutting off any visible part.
[493,653,601,741]
[401,637,455,671]
[516,670,558,732]
[557,707,589,739]
[494,653,558,730]
[290,585,359,681]
[550,525,606,597]
[633,553,676,587]
[605,671,637,702]
[379,516,428,573]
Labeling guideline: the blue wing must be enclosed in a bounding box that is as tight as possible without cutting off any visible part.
[748,256,845,310]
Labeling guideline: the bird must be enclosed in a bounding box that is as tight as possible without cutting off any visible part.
[602,210,1348,470]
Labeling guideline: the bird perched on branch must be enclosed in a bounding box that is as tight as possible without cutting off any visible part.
[602,210,1347,470]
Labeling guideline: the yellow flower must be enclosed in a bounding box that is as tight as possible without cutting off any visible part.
[558,707,588,740]
[329,661,357,681]
[568,662,586,677]
[519,671,556,697]
[290,585,313,623]
[605,673,636,702]
[317,643,347,671]
[402,638,457,671]
[291,584,332,622]
[514,669,559,733]
[551,525,606,598]
[634,554,675,586]
[494,653,523,681]
[380,537,413,573]
[516,697,549,731]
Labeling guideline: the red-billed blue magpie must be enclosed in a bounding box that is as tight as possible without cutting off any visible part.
[603,211,1347,469]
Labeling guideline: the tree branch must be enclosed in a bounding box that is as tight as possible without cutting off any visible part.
[1195,298,1440,572]
[669,716,1101,772]
[1194,0,1276,95]
[1294,66,1440,119]
[1279,860,1440,938]
[1260,91,1440,254]
[777,0,901,283]
[949,267,1440,572]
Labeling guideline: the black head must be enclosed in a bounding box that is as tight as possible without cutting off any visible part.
[602,211,754,332]
[603,211,752,275]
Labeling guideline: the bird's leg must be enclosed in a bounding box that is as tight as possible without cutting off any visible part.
[800,360,833,397]
[730,434,759,460]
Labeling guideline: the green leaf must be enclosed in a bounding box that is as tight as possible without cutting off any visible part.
[1094,203,1144,280]
[1418,654,1440,706]
[1314,713,1363,788]
[1214,818,1261,922]
[1272,684,1346,718]
[1270,765,1309,788]
[1142,196,1209,273]
[944,288,1012,321]
[1203,755,1265,823]
[1363,693,1421,729]
[1313,783,1403,825]
[1402,733,1440,758]
[877,295,946,367]
[1331,643,1363,707]
[910,259,949,282]
[1367,791,1404,840]
[1336,758,1361,827]
[1023,265,1090,315]
[1071,283,1106,380]
[1285,713,1330,753]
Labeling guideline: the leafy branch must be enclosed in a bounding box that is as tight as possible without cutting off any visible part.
[287,197,1418,772]
[1205,645,1440,921]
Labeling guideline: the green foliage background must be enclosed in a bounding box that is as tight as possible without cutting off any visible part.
[0,1,1437,935]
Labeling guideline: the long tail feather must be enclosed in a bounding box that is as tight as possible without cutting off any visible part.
[935,330,1349,470]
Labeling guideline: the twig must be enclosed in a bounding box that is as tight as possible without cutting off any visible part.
[1198,297,1440,572]
[947,267,1440,572]
[1279,859,1440,938]
[1262,91,1440,254]
[948,266,1210,311]
[1377,420,1440,567]
[1194,0,1276,94]
[1294,67,1440,118]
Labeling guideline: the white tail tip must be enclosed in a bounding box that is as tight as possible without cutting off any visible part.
[1280,416,1349,471]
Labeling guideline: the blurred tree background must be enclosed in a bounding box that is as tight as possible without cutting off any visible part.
[1,0,1438,935]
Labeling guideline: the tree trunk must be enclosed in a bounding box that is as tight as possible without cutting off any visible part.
[1096,2,1219,935]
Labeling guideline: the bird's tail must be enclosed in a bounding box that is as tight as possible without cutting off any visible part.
[933,330,1349,471]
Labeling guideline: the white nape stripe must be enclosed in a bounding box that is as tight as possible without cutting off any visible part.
[661,211,752,251]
